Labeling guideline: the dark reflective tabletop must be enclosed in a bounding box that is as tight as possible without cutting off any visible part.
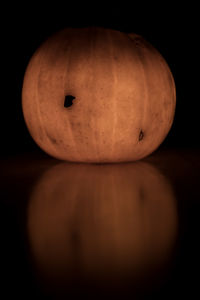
[0,148,200,299]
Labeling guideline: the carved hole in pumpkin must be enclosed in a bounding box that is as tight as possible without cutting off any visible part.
[139,130,144,141]
[64,95,76,108]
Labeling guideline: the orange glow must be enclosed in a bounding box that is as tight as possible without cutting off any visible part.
[28,162,177,283]
[22,27,176,162]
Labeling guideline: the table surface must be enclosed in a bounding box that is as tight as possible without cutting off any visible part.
[0,147,200,299]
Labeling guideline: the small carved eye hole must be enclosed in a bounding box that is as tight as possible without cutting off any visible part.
[139,130,144,141]
[64,95,76,108]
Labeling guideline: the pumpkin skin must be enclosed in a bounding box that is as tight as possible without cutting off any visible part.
[22,27,176,162]
[28,162,177,286]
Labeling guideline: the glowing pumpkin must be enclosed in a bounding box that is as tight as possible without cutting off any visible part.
[28,162,177,286]
[22,27,176,162]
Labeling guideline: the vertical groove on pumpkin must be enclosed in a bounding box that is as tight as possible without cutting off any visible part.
[90,27,100,162]
[108,30,117,161]
[153,49,176,136]
[63,32,81,161]
[36,43,53,147]
[132,38,149,153]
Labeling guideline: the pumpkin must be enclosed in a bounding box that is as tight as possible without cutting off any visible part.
[22,27,176,162]
[28,161,177,286]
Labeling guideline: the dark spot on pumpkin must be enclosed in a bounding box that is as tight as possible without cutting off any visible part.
[49,136,57,144]
[64,95,76,108]
[46,131,57,144]
[139,130,144,141]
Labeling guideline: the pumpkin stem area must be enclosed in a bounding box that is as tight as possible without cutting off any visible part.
[64,95,76,108]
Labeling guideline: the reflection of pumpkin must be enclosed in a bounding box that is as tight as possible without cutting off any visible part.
[28,162,177,285]
[22,27,176,162]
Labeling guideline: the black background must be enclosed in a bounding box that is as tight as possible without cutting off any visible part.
[1,2,199,157]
